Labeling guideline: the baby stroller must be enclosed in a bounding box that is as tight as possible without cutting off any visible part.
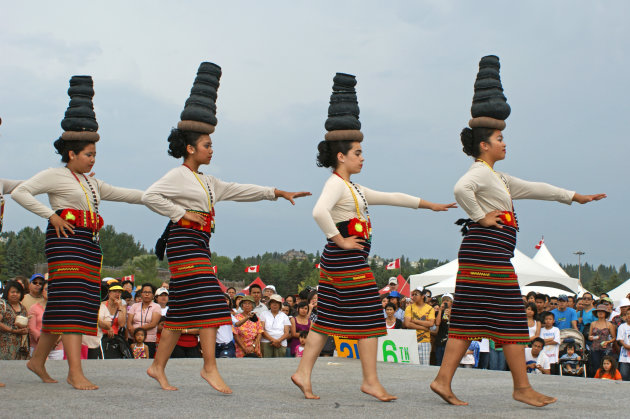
[558,328,588,377]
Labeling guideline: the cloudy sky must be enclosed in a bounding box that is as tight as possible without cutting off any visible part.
[1,1,627,267]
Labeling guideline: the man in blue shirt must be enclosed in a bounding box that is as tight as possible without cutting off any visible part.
[551,294,577,330]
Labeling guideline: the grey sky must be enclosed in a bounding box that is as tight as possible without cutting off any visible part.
[0,1,627,267]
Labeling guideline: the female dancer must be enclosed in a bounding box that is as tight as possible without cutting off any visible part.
[143,61,309,393]
[430,56,605,407]
[12,76,144,390]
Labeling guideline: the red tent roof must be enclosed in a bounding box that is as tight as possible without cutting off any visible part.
[241,277,266,295]
[378,274,410,297]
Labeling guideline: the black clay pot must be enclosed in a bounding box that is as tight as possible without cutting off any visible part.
[61,117,99,132]
[328,101,360,115]
[325,115,361,131]
[181,106,218,126]
[64,107,96,119]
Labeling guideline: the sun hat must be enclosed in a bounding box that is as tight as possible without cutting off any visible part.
[264,285,277,292]
[108,285,123,292]
[268,294,283,306]
[239,295,255,307]
[617,298,630,308]
[593,304,612,315]
[442,293,454,301]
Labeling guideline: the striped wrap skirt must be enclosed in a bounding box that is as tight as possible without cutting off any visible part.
[44,223,102,335]
[311,232,386,340]
[448,223,529,346]
[164,223,231,330]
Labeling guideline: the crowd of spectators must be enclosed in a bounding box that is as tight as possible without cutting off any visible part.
[1,275,629,382]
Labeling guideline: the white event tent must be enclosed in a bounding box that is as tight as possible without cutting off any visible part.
[409,243,582,297]
[607,278,630,304]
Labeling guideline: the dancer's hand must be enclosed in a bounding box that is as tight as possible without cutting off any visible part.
[274,189,312,205]
[182,211,207,226]
[49,213,75,237]
[332,234,366,250]
[420,201,458,212]
[478,210,504,229]
[572,193,607,204]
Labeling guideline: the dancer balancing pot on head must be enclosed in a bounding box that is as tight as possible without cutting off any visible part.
[429,55,606,407]
[11,76,145,390]
[291,72,456,402]
[142,61,310,393]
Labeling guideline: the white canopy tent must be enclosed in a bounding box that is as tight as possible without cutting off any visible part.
[608,278,630,304]
[533,242,570,277]
[409,247,582,296]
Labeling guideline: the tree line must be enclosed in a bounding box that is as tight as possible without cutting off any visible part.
[1,226,627,297]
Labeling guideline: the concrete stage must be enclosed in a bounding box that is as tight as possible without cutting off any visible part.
[0,358,625,418]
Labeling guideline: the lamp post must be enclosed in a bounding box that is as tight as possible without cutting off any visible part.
[574,251,585,287]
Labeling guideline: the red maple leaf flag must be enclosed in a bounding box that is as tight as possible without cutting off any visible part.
[535,237,544,250]
[122,275,134,284]
[385,258,400,270]
[245,265,260,273]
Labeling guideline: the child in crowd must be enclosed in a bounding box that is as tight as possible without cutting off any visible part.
[540,312,560,365]
[131,328,149,359]
[459,340,479,368]
[559,343,582,375]
[616,310,630,381]
[295,331,308,358]
[594,355,622,380]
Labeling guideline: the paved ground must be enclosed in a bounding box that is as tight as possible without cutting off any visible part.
[0,358,626,418]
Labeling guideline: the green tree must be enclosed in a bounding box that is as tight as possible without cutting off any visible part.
[99,225,147,266]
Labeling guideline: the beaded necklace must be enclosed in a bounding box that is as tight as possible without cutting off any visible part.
[333,172,372,238]
[67,168,100,241]
[0,193,4,233]
[475,159,519,229]
[182,164,215,232]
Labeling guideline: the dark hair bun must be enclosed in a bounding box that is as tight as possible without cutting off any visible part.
[460,128,474,156]
[167,128,187,159]
[53,138,66,155]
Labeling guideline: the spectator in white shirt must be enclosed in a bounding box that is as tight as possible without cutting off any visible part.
[260,295,291,358]
[525,338,551,374]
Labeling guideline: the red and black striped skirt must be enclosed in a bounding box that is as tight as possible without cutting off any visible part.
[44,223,102,335]
[448,223,529,346]
[165,224,231,330]
[312,235,386,340]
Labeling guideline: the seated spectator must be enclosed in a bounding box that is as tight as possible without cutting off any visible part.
[28,283,63,360]
[434,293,452,366]
[387,291,405,321]
[404,287,435,366]
[260,294,291,358]
[460,340,479,368]
[233,296,262,358]
[616,309,630,381]
[215,295,236,359]
[22,273,46,312]
[0,280,29,360]
[611,298,630,327]
[587,304,616,376]
[525,337,551,374]
[559,343,583,375]
[384,303,403,330]
[289,302,311,356]
[295,330,308,358]
[594,355,622,380]
[551,294,577,331]
[127,283,161,358]
[526,302,541,342]
[540,312,560,365]
[131,328,149,359]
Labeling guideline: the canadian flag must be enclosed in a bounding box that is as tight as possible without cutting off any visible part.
[535,237,544,250]
[385,259,400,270]
[245,265,260,273]
[316,263,321,269]
[211,266,218,275]
[122,275,134,283]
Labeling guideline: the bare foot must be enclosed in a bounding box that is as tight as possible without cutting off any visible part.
[66,372,99,390]
[513,386,557,407]
[360,382,397,402]
[200,368,232,394]
[147,365,178,391]
[291,372,320,399]
[26,360,58,383]
[430,380,468,406]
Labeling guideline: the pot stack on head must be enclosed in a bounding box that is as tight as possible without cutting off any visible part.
[324,72,363,142]
[468,55,510,131]
[178,62,222,134]
[60,75,99,142]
